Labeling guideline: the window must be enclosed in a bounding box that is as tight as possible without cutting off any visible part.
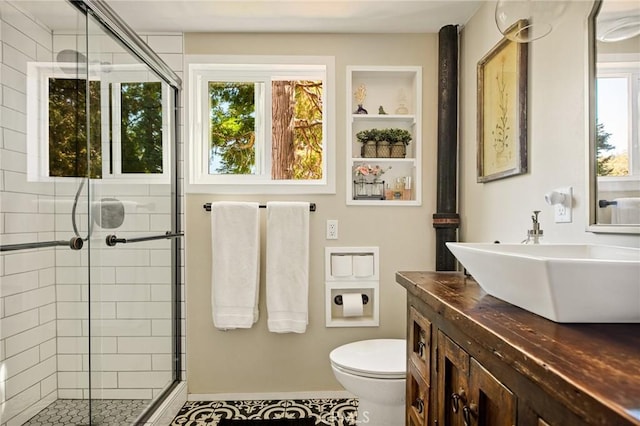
[27,62,171,183]
[186,56,335,194]
[596,60,639,180]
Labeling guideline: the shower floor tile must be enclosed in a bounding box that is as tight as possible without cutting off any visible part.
[22,398,150,426]
[170,398,358,425]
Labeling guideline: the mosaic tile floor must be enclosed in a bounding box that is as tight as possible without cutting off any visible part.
[170,399,358,426]
[22,398,150,426]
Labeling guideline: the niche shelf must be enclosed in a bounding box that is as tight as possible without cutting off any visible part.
[325,247,379,327]
[346,66,423,206]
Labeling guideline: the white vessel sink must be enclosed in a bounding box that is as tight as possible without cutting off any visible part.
[446,243,640,323]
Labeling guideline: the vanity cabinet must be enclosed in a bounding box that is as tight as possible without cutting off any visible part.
[346,66,422,205]
[397,271,640,426]
[437,331,515,426]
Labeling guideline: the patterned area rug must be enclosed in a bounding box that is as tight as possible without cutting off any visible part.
[171,398,358,425]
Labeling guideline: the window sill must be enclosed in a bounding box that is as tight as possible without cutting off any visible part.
[185,181,335,195]
[598,175,640,192]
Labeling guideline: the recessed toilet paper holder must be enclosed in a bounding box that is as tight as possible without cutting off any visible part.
[334,294,369,305]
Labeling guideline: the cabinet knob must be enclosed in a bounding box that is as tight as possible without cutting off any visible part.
[417,341,426,357]
[451,392,460,413]
[451,388,467,413]
[468,403,478,416]
[458,388,467,401]
[463,405,471,426]
[463,403,478,426]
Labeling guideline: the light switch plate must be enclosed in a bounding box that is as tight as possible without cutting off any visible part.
[326,219,338,239]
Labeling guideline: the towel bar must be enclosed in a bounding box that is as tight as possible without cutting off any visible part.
[599,199,618,208]
[203,202,316,212]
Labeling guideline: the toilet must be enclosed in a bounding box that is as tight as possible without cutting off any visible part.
[330,339,406,426]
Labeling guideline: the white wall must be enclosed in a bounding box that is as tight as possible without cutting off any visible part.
[183,32,436,395]
[460,1,640,248]
[0,3,58,424]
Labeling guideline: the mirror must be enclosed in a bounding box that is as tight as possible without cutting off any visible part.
[588,0,640,233]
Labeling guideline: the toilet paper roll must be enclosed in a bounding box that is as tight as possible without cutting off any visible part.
[353,254,374,277]
[341,293,364,317]
[331,254,353,277]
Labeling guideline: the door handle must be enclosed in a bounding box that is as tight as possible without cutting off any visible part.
[105,231,183,246]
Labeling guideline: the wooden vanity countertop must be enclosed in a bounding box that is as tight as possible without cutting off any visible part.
[396,271,640,426]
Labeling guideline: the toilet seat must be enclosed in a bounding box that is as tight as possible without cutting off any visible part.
[329,339,406,380]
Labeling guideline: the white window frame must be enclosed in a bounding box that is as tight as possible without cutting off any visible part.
[596,55,640,192]
[26,62,171,184]
[186,55,335,194]
[100,65,171,183]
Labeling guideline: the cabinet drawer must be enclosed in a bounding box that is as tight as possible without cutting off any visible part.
[407,361,429,426]
[409,306,431,384]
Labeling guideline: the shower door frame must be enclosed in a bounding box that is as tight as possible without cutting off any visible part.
[69,1,183,423]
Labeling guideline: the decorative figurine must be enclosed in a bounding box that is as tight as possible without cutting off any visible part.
[395,89,409,114]
[378,106,387,115]
[354,84,368,114]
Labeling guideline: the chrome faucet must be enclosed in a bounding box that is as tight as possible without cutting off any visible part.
[522,210,544,244]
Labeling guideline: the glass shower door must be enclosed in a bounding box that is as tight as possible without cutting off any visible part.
[85,12,178,425]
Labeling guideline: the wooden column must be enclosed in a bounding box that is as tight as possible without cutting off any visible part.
[433,25,460,271]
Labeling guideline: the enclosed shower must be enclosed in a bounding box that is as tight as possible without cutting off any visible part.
[0,0,183,425]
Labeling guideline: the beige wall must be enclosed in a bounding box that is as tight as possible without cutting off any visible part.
[460,1,640,247]
[184,33,437,394]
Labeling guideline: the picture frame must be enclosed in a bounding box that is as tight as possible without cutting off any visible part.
[477,31,528,183]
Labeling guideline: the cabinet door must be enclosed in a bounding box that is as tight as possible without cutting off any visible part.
[407,361,429,426]
[409,306,431,384]
[467,358,516,426]
[437,331,470,426]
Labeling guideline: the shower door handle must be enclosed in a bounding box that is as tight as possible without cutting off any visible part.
[105,231,183,247]
[0,237,84,252]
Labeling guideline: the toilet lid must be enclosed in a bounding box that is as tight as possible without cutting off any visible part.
[329,339,406,379]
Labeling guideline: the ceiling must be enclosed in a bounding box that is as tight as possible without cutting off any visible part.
[17,0,483,33]
[106,0,482,33]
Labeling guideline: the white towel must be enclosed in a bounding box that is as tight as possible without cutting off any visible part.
[210,201,260,330]
[612,197,640,224]
[266,202,310,333]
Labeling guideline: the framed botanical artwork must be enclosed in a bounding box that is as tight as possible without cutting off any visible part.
[477,33,528,183]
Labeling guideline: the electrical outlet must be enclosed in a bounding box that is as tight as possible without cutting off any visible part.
[554,187,573,223]
[326,219,338,240]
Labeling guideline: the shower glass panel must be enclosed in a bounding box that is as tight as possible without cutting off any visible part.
[0,1,180,425]
[85,11,176,423]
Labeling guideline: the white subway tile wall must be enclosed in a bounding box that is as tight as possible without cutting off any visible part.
[0,0,185,424]
[1,3,58,425]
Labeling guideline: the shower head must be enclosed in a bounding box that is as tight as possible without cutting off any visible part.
[56,49,87,64]
[55,49,111,74]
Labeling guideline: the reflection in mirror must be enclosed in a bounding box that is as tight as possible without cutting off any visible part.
[590,0,640,232]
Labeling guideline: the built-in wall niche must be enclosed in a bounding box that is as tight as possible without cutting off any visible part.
[346,66,422,206]
[325,247,379,327]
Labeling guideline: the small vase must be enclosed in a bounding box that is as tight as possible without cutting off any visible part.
[371,179,383,196]
[355,104,368,114]
[355,179,368,197]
